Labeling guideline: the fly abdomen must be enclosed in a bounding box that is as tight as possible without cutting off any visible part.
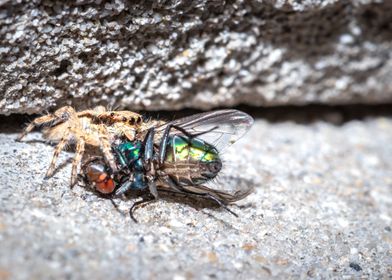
[164,135,220,163]
[162,135,222,185]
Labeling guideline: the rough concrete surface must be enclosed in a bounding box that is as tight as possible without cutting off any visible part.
[0,110,391,279]
[1,0,392,114]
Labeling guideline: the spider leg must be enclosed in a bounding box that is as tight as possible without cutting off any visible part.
[17,115,66,141]
[44,128,71,179]
[17,115,53,141]
[70,136,85,187]
[17,106,76,141]
[112,122,137,141]
[76,106,106,119]
[129,195,156,223]
[97,124,118,173]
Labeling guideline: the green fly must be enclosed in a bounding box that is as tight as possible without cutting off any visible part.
[82,109,254,221]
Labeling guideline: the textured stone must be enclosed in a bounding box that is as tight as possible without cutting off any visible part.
[1,0,392,114]
[0,112,391,278]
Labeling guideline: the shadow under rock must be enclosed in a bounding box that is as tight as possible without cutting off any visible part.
[142,103,392,126]
[1,104,392,134]
[239,104,392,125]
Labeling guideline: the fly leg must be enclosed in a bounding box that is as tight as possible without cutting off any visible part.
[108,198,127,217]
[142,128,159,199]
[143,127,155,164]
[114,174,134,196]
[201,193,238,217]
[146,175,158,200]
[129,195,156,223]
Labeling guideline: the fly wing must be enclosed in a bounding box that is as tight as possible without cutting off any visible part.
[155,109,254,151]
[157,183,253,204]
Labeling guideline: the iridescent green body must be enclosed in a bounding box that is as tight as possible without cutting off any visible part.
[115,141,143,169]
[114,141,145,189]
[113,135,222,190]
[162,135,222,186]
[165,135,219,163]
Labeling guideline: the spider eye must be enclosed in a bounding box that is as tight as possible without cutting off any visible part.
[122,117,127,122]
[129,118,135,125]
[136,116,142,123]
[110,113,115,117]
[60,112,70,120]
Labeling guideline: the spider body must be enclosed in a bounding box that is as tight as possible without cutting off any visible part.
[17,106,148,186]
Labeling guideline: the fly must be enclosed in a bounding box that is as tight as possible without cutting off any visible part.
[81,109,254,222]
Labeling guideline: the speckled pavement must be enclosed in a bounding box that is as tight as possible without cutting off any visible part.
[0,112,391,279]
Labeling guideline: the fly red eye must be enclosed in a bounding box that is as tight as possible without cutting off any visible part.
[84,162,116,194]
[96,177,115,194]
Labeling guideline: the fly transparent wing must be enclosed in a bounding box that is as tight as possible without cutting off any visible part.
[157,183,253,204]
[156,109,254,151]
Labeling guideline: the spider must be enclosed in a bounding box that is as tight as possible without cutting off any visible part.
[17,106,147,186]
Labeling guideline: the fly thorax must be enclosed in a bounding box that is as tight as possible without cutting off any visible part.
[113,140,148,193]
[114,140,143,171]
[163,135,222,185]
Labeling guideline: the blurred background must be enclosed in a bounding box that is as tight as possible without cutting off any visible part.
[0,1,391,279]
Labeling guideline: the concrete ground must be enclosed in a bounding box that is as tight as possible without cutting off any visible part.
[0,108,391,279]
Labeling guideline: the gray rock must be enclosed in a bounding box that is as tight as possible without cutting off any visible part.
[0,114,391,278]
[1,0,392,115]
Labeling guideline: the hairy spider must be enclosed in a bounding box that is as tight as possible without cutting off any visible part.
[17,106,147,186]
